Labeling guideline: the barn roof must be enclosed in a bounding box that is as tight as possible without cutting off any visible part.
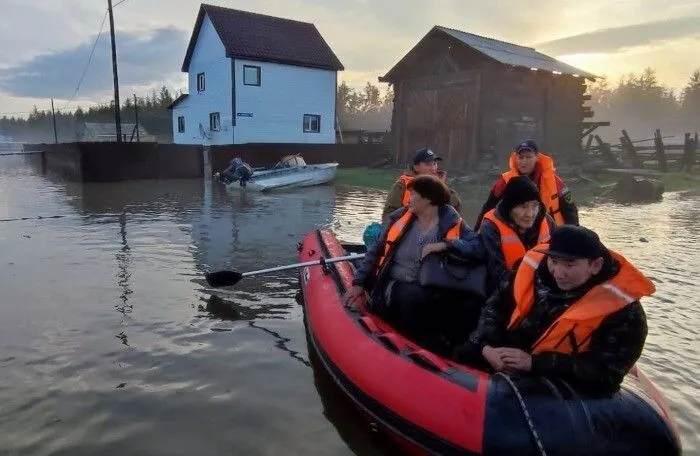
[381,26,597,82]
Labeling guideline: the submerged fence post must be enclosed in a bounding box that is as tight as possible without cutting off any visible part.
[620,130,642,168]
[653,129,668,172]
[594,135,621,167]
[681,132,697,174]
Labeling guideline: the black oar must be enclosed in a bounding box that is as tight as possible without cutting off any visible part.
[205,253,366,288]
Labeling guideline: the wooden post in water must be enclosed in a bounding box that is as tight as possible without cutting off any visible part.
[620,130,642,168]
[681,132,698,174]
[653,129,668,172]
[107,0,122,143]
[594,135,620,167]
[50,98,58,144]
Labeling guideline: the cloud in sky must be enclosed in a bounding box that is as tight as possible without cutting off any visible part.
[0,27,187,100]
[2,0,700,115]
[535,16,700,55]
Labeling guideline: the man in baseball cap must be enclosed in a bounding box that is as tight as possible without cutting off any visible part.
[474,139,578,230]
[381,147,462,224]
[456,224,654,394]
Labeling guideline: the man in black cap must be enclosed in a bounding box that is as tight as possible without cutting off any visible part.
[381,147,462,224]
[474,140,578,230]
[455,225,654,394]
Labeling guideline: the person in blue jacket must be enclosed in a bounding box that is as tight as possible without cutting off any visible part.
[344,175,486,353]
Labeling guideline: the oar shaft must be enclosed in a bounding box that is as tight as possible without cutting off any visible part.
[240,253,365,277]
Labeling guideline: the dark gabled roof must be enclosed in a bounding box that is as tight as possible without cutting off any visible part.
[380,26,597,82]
[181,4,344,72]
[167,93,189,110]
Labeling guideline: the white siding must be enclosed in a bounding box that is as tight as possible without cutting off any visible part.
[233,59,336,144]
[173,14,232,145]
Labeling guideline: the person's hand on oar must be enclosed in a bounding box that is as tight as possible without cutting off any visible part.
[204,253,366,288]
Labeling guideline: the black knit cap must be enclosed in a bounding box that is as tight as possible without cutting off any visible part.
[500,175,541,213]
[534,225,608,260]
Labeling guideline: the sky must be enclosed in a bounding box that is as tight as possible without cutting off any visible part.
[1,0,700,118]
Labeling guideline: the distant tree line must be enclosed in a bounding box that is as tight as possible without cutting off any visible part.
[1,82,394,144]
[336,81,393,132]
[0,86,179,143]
[588,67,700,141]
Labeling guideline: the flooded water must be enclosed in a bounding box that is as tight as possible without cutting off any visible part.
[0,154,698,455]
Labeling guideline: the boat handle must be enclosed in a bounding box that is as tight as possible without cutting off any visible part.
[376,333,402,353]
[408,350,449,373]
[357,316,380,334]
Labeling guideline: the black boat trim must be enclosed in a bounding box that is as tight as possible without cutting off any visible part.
[306,323,479,456]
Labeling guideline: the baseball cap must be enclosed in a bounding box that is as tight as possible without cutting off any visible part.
[534,225,607,260]
[412,148,442,164]
[515,140,539,154]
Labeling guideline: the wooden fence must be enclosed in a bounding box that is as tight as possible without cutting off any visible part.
[583,129,698,173]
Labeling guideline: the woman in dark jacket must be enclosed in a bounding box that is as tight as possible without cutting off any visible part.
[479,175,556,291]
[344,175,486,352]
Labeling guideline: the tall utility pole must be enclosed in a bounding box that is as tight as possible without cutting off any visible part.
[50,98,58,143]
[133,94,140,142]
[107,0,122,142]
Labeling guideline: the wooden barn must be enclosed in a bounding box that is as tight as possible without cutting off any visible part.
[380,26,604,169]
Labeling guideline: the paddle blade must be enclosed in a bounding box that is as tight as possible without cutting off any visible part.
[205,270,243,288]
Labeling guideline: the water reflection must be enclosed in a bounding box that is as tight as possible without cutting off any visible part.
[0,154,698,455]
[116,212,134,316]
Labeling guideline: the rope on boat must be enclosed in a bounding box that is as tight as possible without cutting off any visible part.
[496,373,548,456]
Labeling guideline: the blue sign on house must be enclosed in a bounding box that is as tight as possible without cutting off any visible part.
[237,112,253,117]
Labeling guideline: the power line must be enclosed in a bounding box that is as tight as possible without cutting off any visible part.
[60,10,109,111]
[3,1,131,118]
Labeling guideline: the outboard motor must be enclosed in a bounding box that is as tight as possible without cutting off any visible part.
[219,157,253,186]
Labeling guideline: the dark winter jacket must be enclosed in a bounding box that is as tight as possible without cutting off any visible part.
[474,168,578,230]
[457,256,648,395]
[353,205,485,310]
[479,201,556,291]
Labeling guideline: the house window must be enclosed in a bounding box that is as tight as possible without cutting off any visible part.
[197,72,205,92]
[177,116,185,133]
[209,112,220,131]
[303,114,320,133]
[243,65,261,86]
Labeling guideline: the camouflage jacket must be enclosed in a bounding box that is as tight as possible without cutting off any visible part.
[459,258,648,394]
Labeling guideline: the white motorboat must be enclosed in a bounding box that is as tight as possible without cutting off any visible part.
[216,155,338,192]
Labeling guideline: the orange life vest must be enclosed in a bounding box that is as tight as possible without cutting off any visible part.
[501,153,564,226]
[397,175,414,207]
[376,210,462,271]
[480,209,551,270]
[507,245,655,354]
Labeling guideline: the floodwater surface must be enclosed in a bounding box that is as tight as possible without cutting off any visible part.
[0,155,698,455]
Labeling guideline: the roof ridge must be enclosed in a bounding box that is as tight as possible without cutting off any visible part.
[436,25,536,51]
[202,3,316,28]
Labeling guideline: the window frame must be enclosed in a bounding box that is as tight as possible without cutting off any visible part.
[243,65,261,86]
[209,112,221,132]
[177,116,185,133]
[303,114,321,133]
[197,72,206,92]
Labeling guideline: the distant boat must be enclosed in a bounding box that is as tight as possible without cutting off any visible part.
[215,154,338,192]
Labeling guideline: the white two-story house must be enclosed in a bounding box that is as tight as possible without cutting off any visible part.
[169,4,344,145]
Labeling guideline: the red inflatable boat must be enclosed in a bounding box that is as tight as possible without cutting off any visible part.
[299,230,682,456]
